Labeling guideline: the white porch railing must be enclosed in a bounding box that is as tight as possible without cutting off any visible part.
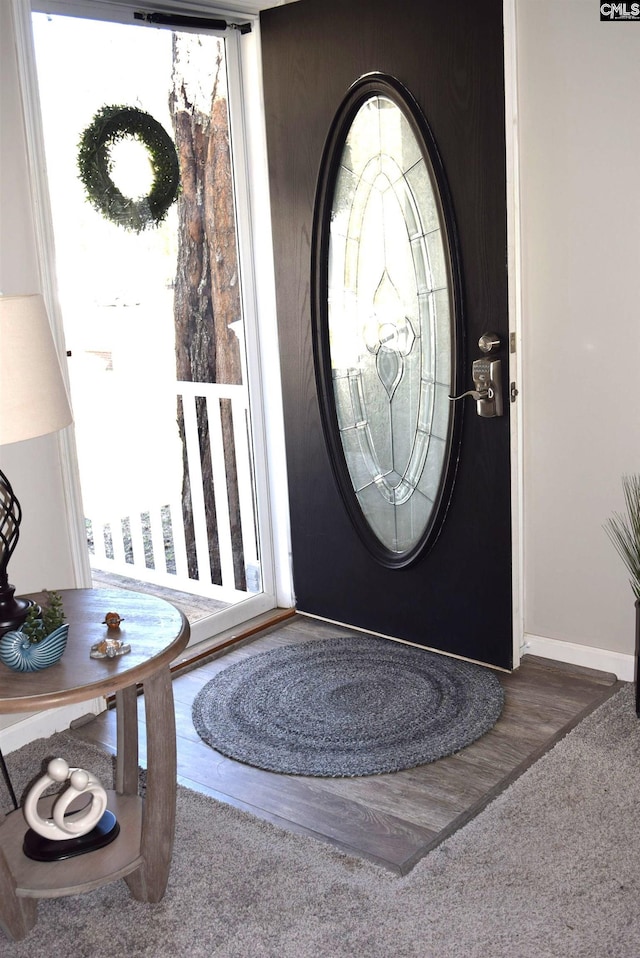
[86,381,260,605]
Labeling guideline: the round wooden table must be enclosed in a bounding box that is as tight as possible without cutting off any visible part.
[0,588,190,941]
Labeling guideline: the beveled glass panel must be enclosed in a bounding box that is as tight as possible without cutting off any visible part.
[316,76,460,564]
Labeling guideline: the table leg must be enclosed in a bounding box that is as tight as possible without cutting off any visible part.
[115,685,139,795]
[0,840,37,941]
[124,667,177,902]
[0,748,18,811]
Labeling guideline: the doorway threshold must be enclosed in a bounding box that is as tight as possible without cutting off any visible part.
[170,607,296,674]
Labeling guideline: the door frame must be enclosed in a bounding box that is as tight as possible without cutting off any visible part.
[11,0,295,650]
[504,0,524,670]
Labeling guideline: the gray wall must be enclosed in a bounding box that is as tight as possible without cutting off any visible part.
[517,0,640,660]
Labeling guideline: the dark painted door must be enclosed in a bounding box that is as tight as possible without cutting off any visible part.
[261,0,512,669]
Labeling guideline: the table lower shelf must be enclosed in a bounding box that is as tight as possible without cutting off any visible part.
[1,791,143,898]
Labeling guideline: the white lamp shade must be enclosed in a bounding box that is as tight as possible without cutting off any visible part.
[0,294,73,446]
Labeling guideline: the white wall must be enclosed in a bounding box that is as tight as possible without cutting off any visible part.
[0,1,76,601]
[0,1,78,741]
[517,0,640,666]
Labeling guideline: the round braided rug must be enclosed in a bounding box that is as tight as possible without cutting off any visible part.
[192,637,504,777]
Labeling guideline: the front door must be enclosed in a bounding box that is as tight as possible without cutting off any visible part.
[261,0,513,669]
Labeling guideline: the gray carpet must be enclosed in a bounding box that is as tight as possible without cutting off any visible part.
[192,636,505,776]
[2,683,640,957]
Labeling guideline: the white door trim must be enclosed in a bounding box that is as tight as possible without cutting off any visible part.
[504,0,524,670]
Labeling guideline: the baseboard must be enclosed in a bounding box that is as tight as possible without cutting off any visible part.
[0,698,106,754]
[523,633,635,682]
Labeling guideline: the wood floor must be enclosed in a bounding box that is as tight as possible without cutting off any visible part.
[69,615,623,875]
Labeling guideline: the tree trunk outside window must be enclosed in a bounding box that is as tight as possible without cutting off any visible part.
[169,35,245,588]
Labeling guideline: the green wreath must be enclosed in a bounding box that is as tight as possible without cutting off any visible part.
[77,105,180,233]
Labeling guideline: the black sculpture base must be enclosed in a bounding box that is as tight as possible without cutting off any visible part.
[23,810,120,862]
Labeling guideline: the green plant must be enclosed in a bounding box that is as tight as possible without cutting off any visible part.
[605,474,640,600]
[21,590,66,644]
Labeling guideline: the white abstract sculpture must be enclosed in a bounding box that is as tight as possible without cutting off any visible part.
[24,757,108,840]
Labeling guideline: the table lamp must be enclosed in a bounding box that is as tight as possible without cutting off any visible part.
[0,294,73,634]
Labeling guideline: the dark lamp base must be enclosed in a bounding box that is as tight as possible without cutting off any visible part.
[23,810,120,862]
[0,586,38,636]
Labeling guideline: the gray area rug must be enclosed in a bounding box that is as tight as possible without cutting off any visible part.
[192,636,505,776]
[1,684,639,957]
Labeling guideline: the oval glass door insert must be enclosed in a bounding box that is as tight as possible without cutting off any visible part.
[313,75,463,566]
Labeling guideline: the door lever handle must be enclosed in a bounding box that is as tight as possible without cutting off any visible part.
[449,356,502,417]
[449,388,488,402]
